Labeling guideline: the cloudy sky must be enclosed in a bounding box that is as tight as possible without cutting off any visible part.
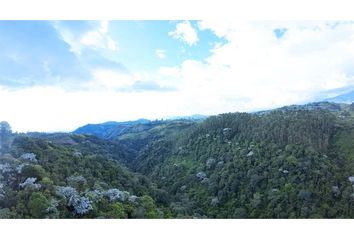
[1,20,354,132]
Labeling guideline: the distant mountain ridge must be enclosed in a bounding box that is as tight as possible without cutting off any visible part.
[325,90,354,103]
[73,102,354,141]
[255,101,346,115]
[73,119,150,138]
[73,115,207,139]
[165,114,208,121]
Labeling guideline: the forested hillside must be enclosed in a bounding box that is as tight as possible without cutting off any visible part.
[1,102,354,218]
[0,130,170,218]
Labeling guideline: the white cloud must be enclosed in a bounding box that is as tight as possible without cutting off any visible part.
[156,49,166,59]
[86,69,136,89]
[162,21,354,112]
[4,21,354,132]
[53,24,83,54]
[0,85,186,132]
[99,20,109,34]
[80,32,118,51]
[80,21,118,51]
[158,66,180,78]
[169,21,199,46]
[55,21,118,54]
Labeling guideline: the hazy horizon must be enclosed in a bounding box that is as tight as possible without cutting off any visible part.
[1,20,354,132]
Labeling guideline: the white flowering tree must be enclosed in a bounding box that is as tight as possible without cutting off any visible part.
[56,186,93,215]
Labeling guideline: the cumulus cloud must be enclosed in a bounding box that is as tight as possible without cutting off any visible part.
[80,25,118,52]
[158,66,180,78]
[156,49,166,59]
[87,69,135,89]
[162,21,354,112]
[55,21,118,55]
[85,68,177,92]
[3,21,354,132]
[169,21,199,46]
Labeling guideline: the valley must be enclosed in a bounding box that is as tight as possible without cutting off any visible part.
[1,101,354,218]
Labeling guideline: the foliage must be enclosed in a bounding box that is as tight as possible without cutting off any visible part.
[28,192,49,218]
[2,102,354,218]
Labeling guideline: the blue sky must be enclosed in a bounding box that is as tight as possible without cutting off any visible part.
[1,20,354,132]
[0,21,223,89]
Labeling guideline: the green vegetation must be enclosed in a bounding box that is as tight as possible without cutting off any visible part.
[1,102,354,218]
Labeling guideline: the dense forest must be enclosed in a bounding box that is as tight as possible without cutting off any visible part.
[1,101,354,218]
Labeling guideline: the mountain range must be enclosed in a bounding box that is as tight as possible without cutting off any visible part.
[1,101,354,218]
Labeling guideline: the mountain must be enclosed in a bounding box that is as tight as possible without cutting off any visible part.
[2,101,354,218]
[73,116,206,139]
[325,90,354,103]
[255,101,345,115]
[73,118,200,156]
[73,119,150,138]
[166,114,208,121]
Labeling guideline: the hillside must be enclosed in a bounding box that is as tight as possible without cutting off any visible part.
[73,119,150,139]
[1,102,354,218]
[0,133,171,218]
[74,119,198,159]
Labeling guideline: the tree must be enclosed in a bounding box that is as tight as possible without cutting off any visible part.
[105,203,127,219]
[21,165,47,180]
[28,192,49,218]
[0,121,12,155]
[140,195,160,218]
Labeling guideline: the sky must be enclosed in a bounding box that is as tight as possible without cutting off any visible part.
[1,20,354,132]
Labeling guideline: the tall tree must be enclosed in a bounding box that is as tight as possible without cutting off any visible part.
[0,121,12,155]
